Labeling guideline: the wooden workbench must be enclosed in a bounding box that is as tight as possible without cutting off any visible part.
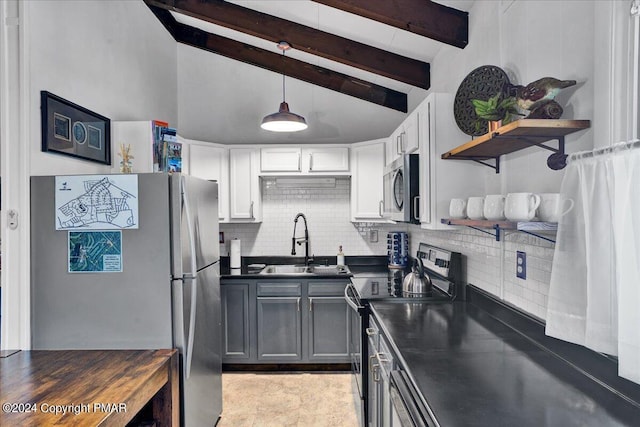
[0,349,178,426]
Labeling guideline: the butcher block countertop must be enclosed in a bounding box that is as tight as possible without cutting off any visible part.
[0,349,178,426]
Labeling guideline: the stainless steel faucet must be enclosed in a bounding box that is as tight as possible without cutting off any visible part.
[291,213,311,265]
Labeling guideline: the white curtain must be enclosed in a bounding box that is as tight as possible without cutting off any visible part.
[546,139,640,384]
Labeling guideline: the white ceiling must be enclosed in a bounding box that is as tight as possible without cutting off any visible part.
[173,0,475,144]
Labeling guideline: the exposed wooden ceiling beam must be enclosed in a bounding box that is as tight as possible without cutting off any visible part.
[148,6,408,112]
[312,0,468,49]
[145,0,430,89]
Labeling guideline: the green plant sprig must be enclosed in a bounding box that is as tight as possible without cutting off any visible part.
[471,92,521,132]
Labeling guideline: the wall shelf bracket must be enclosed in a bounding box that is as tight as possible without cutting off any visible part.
[466,224,501,241]
[471,157,500,173]
[440,120,590,174]
[445,221,502,241]
[518,229,556,244]
[441,218,558,244]
[500,134,567,170]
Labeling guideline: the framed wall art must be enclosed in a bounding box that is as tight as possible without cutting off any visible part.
[41,91,111,165]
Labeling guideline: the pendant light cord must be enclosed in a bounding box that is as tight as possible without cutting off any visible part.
[281,49,286,103]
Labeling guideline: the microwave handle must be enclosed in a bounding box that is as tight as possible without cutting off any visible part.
[413,196,420,221]
[379,200,384,218]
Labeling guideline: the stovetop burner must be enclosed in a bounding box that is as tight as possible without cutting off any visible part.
[349,243,462,304]
[351,270,453,302]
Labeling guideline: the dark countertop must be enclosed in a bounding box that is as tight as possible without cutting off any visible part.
[371,294,640,426]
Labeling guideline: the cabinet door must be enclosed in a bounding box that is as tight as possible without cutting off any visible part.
[260,147,301,172]
[257,297,302,361]
[419,93,483,230]
[189,143,229,221]
[402,111,419,154]
[308,297,349,362]
[351,141,385,221]
[303,147,349,172]
[229,148,261,221]
[386,128,403,166]
[221,284,250,361]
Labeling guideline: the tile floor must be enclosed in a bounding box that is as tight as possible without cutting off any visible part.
[218,372,359,427]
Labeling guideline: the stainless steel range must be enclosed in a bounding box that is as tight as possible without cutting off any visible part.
[344,243,462,427]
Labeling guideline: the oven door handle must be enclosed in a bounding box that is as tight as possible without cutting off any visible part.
[390,380,417,427]
[344,284,362,311]
[390,371,438,427]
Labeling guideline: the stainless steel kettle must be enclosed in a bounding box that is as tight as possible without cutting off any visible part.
[402,257,432,296]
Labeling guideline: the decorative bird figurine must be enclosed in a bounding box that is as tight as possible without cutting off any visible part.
[509,77,576,112]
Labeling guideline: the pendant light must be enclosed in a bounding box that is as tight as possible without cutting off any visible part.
[261,42,308,132]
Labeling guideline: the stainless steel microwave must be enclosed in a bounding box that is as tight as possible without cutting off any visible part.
[383,154,420,223]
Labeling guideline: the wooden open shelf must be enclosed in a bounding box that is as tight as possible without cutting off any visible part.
[441,119,591,172]
[441,218,557,243]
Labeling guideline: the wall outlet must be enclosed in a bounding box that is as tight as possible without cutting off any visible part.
[516,251,526,280]
[369,229,379,243]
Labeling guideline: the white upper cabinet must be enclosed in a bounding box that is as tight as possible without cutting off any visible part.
[419,93,485,230]
[187,141,229,222]
[229,148,262,222]
[302,147,349,172]
[386,110,419,166]
[260,146,349,175]
[260,147,302,172]
[350,140,387,222]
[402,112,420,154]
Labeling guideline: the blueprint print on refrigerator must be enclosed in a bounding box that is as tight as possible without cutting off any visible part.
[54,174,139,230]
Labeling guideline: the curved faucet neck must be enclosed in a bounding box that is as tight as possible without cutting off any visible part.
[291,213,310,264]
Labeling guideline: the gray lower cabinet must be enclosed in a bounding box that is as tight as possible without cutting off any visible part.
[308,297,349,360]
[308,280,350,361]
[257,297,302,361]
[220,282,251,360]
[221,277,350,364]
[256,282,303,361]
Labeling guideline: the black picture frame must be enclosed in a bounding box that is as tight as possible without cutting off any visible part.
[41,91,111,165]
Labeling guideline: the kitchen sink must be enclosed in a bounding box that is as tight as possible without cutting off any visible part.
[309,265,350,275]
[259,265,313,274]
[258,264,351,275]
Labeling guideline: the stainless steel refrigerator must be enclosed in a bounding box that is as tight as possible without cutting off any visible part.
[30,173,222,426]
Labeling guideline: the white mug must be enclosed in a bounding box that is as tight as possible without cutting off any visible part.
[505,193,541,222]
[538,193,575,222]
[483,194,506,220]
[467,197,485,220]
[449,198,467,219]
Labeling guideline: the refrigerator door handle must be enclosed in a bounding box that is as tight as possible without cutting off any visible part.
[182,176,199,379]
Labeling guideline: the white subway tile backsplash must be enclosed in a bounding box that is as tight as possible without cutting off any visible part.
[220,177,398,257]
[408,223,555,321]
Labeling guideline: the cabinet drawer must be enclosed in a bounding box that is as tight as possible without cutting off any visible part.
[257,283,302,296]
[308,281,348,296]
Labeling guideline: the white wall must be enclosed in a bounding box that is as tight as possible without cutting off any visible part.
[27,0,177,175]
[220,177,398,257]
[2,0,178,349]
[406,0,602,319]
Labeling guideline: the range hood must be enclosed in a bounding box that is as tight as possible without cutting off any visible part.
[274,177,337,188]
